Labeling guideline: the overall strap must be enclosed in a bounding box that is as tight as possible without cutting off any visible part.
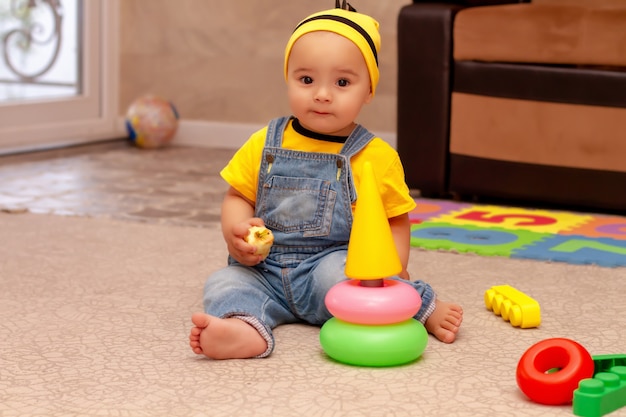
[264,116,293,147]
[257,116,292,205]
[338,124,376,202]
[339,124,375,158]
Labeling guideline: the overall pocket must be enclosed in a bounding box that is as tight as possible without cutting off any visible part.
[259,175,336,237]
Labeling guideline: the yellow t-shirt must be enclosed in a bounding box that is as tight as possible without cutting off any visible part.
[221,120,416,219]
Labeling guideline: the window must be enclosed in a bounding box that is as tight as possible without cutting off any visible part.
[0,0,120,153]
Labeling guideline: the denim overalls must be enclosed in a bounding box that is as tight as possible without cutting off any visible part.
[203,117,435,357]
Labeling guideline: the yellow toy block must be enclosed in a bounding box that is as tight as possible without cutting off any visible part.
[484,285,541,328]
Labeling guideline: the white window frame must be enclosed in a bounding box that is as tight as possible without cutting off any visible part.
[0,0,121,154]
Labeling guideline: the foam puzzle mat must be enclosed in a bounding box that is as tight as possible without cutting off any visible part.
[410,198,626,268]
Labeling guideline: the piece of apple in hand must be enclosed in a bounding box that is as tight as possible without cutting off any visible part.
[244,226,274,259]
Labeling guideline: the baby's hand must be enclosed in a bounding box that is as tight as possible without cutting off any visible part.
[228,218,268,266]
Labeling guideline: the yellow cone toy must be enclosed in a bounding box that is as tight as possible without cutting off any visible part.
[345,161,402,279]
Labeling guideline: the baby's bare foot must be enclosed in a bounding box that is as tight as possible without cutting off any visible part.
[189,313,267,359]
[425,300,463,343]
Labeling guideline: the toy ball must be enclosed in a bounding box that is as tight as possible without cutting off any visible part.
[125,95,179,149]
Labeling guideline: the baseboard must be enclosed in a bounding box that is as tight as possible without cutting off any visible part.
[172,120,262,149]
[118,118,397,150]
[1,119,395,156]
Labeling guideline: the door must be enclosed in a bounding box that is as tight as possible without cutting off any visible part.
[0,0,120,154]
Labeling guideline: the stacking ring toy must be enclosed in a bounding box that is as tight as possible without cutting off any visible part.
[324,279,422,325]
[319,318,428,367]
[516,338,594,405]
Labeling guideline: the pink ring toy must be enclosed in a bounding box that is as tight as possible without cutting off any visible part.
[325,279,422,325]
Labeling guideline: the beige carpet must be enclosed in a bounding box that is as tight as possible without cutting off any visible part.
[1,212,625,417]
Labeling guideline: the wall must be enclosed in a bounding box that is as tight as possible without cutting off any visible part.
[119,0,408,138]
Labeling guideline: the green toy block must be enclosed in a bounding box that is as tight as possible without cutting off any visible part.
[573,354,626,417]
[592,354,626,373]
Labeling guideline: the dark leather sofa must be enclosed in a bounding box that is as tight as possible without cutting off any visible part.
[397,0,626,213]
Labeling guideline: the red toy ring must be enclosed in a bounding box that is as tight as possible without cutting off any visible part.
[516,338,594,405]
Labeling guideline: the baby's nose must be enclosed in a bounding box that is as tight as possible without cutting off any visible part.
[314,86,332,102]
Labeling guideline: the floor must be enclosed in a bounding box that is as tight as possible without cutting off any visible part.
[2,141,626,417]
[0,140,234,227]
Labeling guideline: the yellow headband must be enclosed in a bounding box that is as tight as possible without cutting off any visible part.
[284,8,381,96]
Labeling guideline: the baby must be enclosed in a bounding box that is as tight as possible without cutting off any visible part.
[190,4,463,360]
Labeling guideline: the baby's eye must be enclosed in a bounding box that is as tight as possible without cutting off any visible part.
[337,79,350,87]
[300,76,313,85]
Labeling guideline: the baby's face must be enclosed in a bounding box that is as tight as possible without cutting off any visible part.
[286,31,373,137]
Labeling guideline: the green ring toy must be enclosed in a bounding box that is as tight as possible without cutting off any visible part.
[319,318,428,367]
